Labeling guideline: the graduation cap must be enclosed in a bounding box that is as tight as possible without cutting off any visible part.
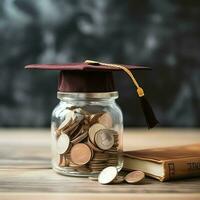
[25,60,158,128]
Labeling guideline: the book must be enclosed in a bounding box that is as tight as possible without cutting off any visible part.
[123,143,200,181]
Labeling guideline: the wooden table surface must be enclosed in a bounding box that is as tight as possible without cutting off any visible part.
[0,128,200,200]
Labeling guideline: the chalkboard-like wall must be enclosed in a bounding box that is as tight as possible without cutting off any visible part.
[0,0,199,127]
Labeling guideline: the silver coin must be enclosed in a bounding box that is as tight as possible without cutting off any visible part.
[98,166,118,185]
[56,133,70,154]
[94,129,115,150]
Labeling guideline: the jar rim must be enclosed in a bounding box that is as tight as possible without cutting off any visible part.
[57,91,119,100]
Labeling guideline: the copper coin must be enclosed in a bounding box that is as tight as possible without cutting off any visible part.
[98,112,113,128]
[124,171,145,184]
[89,123,105,144]
[70,143,92,165]
[94,129,114,150]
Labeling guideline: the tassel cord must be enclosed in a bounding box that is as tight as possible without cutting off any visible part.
[85,60,144,97]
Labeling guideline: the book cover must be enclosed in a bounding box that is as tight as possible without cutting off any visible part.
[123,143,200,181]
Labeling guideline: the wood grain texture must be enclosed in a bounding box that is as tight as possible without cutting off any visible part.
[0,128,200,200]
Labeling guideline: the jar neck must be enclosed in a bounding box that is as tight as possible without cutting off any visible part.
[57,91,119,103]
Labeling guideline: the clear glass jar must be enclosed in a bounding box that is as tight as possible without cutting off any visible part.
[51,91,123,177]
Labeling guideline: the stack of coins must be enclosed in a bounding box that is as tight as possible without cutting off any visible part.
[54,107,120,174]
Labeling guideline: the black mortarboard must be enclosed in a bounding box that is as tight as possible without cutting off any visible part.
[25,60,158,128]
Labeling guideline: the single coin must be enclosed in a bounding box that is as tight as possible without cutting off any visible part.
[98,166,118,185]
[94,129,114,150]
[70,143,92,165]
[98,112,113,128]
[89,123,105,144]
[124,171,145,184]
[57,134,70,154]
[57,110,75,131]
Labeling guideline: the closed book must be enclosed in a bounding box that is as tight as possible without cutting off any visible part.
[123,144,200,181]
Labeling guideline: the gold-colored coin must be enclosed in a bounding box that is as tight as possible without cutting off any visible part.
[70,143,92,165]
[124,171,145,184]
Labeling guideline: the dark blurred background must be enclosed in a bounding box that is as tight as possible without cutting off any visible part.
[0,0,199,127]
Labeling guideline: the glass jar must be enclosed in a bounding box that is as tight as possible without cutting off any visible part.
[51,91,123,177]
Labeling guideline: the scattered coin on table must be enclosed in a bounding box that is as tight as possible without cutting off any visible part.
[124,170,145,184]
[98,166,118,185]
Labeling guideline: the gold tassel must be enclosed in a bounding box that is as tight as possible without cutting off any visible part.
[85,60,159,128]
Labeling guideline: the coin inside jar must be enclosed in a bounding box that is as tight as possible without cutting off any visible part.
[70,143,92,165]
[89,123,105,144]
[98,112,113,128]
[56,134,70,154]
[124,171,145,184]
[57,110,75,131]
[94,129,114,150]
[98,166,118,185]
